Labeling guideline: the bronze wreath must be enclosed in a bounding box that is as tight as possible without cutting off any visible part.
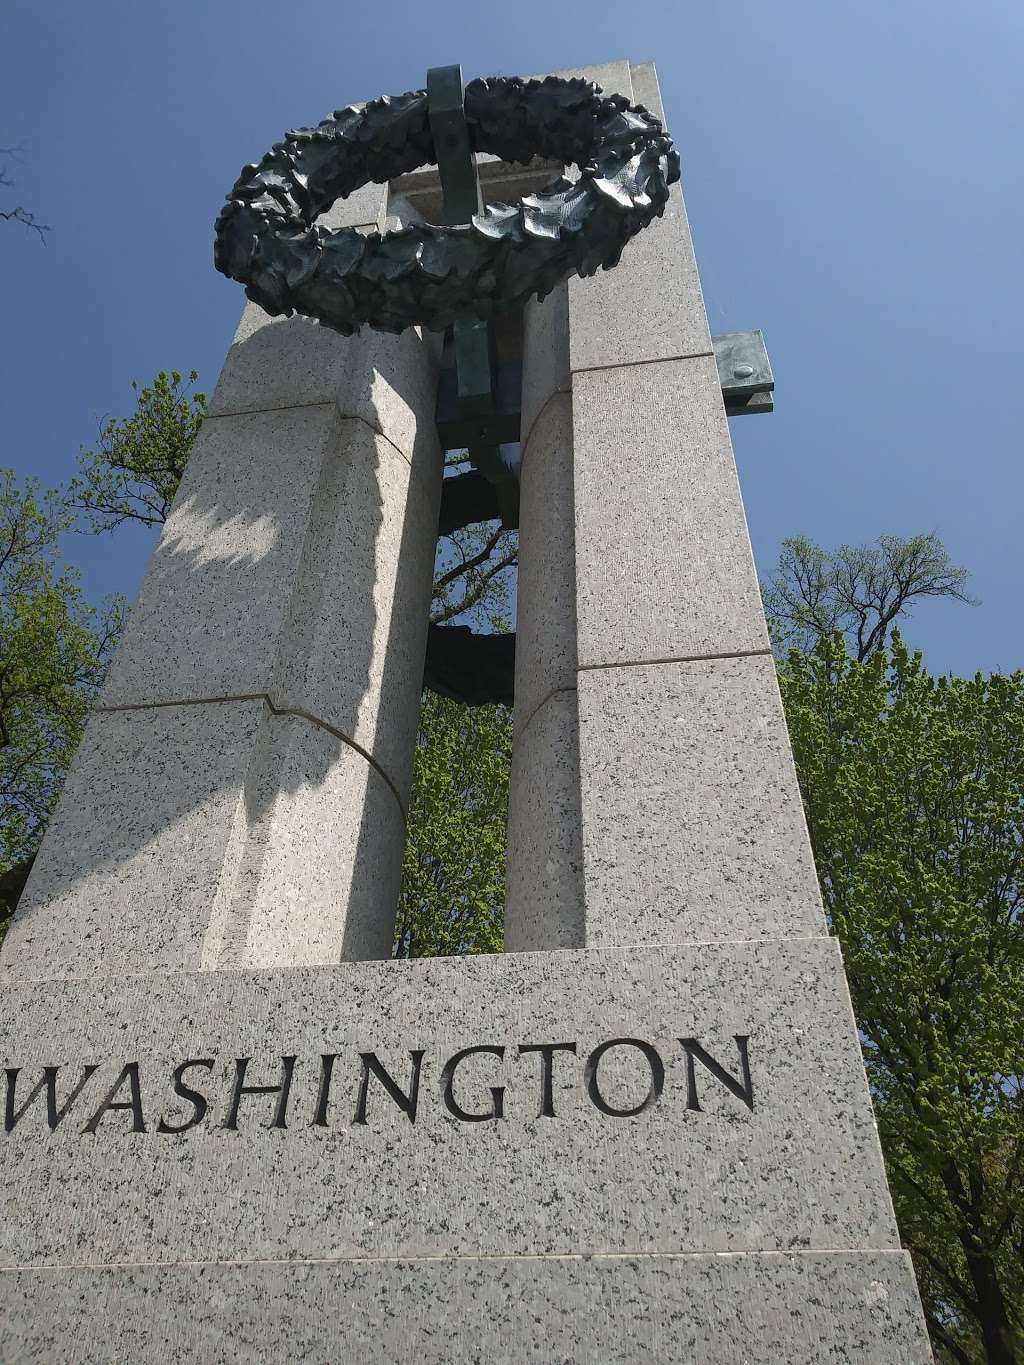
[213,75,680,335]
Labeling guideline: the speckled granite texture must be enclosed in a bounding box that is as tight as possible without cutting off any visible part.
[4,222,442,978]
[572,354,770,667]
[506,383,584,950]
[0,1251,932,1363]
[576,656,826,944]
[0,703,405,976]
[0,941,899,1266]
[505,691,584,950]
[557,61,712,373]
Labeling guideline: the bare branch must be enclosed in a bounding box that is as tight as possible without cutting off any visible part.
[1,145,50,242]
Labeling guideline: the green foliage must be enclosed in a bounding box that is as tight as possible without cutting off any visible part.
[67,369,206,531]
[0,469,121,934]
[390,455,517,959]
[394,691,510,958]
[764,533,974,661]
[780,633,1023,1363]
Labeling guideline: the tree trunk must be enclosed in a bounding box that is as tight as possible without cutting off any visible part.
[962,1243,1017,1365]
[0,853,35,922]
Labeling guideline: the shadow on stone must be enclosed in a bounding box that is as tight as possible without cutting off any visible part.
[1,313,442,977]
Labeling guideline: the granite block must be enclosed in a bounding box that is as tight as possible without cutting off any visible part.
[568,186,712,373]
[514,390,576,725]
[0,1251,932,1363]
[629,61,665,122]
[100,403,335,706]
[268,419,439,794]
[531,60,634,101]
[0,701,265,977]
[0,702,404,979]
[207,307,442,479]
[199,715,404,969]
[315,180,387,231]
[505,689,584,951]
[572,355,770,667]
[521,59,710,377]
[576,656,826,945]
[100,410,439,790]
[0,939,896,1264]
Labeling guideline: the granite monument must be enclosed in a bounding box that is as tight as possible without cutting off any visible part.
[0,61,933,1363]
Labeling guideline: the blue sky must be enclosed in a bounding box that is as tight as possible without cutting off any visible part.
[2,0,1021,675]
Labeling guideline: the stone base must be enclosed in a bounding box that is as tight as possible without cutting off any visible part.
[2,941,898,1262]
[1,1251,931,1363]
[0,942,933,1360]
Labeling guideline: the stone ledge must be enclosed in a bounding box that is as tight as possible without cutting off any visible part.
[0,1250,932,1363]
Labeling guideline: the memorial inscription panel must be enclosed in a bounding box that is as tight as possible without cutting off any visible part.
[0,938,899,1268]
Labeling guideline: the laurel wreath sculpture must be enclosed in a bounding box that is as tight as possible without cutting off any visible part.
[214,76,680,335]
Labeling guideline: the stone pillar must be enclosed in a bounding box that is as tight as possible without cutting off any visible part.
[1,185,442,976]
[502,56,934,1358]
[504,282,583,949]
[510,61,823,950]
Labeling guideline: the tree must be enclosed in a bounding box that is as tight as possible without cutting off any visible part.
[780,633,1023,1364]
[1,145,50,242]
[0,471,121,939]
[393,691,510,957]
[389,450,516,954]
[67,369,206,530]
[429,450,518,623]
[764,533,975,661]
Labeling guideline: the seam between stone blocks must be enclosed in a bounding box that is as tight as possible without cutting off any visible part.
[571,347,715,377]
[0,1247,911,1274]
[204,404,438,508]
[518,387,571,477]
[94,694,407,823]
[0,935,841,987]
[515,684,577,747]
[518,347,720,475]
[577,647,773,674]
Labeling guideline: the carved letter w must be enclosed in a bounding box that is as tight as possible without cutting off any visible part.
[4,1065,99,1132]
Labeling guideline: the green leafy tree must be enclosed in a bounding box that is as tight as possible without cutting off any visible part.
[0,470,121,937]
[780,633,1023,1364]
[67,369,206,531]
[394,451,516,956]
[393,691,510,957]
[764,532,974,661]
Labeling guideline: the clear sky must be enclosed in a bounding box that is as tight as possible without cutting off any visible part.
[2,0,1021,675]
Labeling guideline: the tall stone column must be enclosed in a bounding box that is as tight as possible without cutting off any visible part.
[504,281,583,949]
[504,56,934,1359]
[510,61,823,950]
[1,185,442,975]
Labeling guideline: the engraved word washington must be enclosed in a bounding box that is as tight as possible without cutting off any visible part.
[3,1034,753,1136]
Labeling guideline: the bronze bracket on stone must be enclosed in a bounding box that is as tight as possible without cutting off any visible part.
[713,330,775,415]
